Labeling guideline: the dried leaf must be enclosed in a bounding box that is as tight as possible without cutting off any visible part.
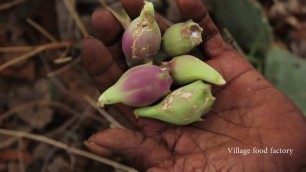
[7,79,54,129]
[0,61,36,81]
[0,149,31,163]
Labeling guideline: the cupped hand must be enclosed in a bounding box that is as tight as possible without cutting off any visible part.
[81,0,306,171]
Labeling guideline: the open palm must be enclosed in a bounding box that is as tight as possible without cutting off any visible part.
[82,0,306,171]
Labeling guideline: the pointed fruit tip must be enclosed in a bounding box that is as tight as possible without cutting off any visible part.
[142,1,154,15]
[217,78,226,85]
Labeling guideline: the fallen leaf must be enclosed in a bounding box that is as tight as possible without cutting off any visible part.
[0,149,31,164]
[7,79,54,129]
[0,61,36,81]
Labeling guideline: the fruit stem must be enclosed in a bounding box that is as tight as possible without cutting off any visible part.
[139,1,155,24]
[152,50,169,66]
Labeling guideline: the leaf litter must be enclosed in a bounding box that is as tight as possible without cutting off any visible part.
[0,0,306,172]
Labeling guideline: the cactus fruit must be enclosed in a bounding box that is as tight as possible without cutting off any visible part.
[97,64,173,107]
[165,55,226,85]
[122,1,161,67]
[162,20,203,57]
[134,80,215,125]
[95,4,227,125]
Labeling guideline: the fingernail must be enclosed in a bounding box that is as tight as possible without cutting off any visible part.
[84,140,113,156]
[84,140,95,145]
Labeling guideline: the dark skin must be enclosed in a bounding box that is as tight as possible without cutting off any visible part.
[81,0,306,171]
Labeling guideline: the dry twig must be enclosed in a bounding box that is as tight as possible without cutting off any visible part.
[53,56,73,64]
[0,128,32,149]
[0,0,25,11]
[41,105,92,172]
[0,128,137,172]
[0,42,74,71]
[47,58,81,78]
[40,147,58,172]
[54,46,72,62]
[103,2,130,29]
[0,46,36,53]
[62,0,89,38]
[27,17,74,64]
[26,18,58,43]
[18,138,25,172]
[40,56,85,104]
[83,94,125,129]
[0,100,78,123]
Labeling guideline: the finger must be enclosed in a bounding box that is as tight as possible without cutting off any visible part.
[107,42,128,71]
[81,37,137,125]
[121,0,143,19]
[91,9,128,71]
[176,0,232,58]
[121,0,169,33]
[147,167,169,172]
[87,128,171,169]
[91,9,124,46]
[81,37,121,91]
[155,14,170,33]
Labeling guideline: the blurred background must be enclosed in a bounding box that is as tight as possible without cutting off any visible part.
[0,0,305,171]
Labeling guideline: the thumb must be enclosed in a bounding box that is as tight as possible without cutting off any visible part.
[147,167,169,172]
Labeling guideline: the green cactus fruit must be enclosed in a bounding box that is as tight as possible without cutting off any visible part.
[165,55,226,85]
[162,20,203,57]
[134,80,216,125]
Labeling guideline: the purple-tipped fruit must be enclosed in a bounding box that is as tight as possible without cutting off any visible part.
[97,64,173,107]
[122,1,161,67]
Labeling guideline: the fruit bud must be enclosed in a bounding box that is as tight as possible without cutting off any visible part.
[165,55,226,85]
[97,64,173,107]
[162,20,203,57]
[122,1,161,67]
[134,80,215,125]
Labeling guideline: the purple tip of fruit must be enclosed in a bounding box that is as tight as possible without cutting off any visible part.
[121,65,173,107]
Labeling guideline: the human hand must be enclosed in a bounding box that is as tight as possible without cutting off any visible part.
[81,0,306,171]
